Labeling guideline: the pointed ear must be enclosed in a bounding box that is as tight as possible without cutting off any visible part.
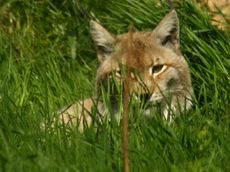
[90,20,115,63]
[152,10,180,51]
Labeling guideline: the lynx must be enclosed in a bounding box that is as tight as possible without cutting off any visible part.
[59,10,193,131]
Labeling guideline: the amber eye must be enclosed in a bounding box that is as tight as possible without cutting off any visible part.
[152,65,164,74]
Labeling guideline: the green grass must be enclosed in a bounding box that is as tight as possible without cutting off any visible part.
[0,0,230,171]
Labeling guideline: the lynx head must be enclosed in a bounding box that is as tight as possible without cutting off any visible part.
[90,10,193,120]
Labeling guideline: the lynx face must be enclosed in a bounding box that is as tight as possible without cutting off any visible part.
[91,10,193,120]
[59,10,193,130]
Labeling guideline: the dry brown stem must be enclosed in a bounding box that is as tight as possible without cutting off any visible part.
[123,25,134,172]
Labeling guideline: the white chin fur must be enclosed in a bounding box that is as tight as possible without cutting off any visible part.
[149,94,163,103]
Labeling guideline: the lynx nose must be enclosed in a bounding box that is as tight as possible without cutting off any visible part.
[140,94,152,104]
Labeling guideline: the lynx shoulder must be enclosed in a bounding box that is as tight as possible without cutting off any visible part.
[59,10,193,130]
